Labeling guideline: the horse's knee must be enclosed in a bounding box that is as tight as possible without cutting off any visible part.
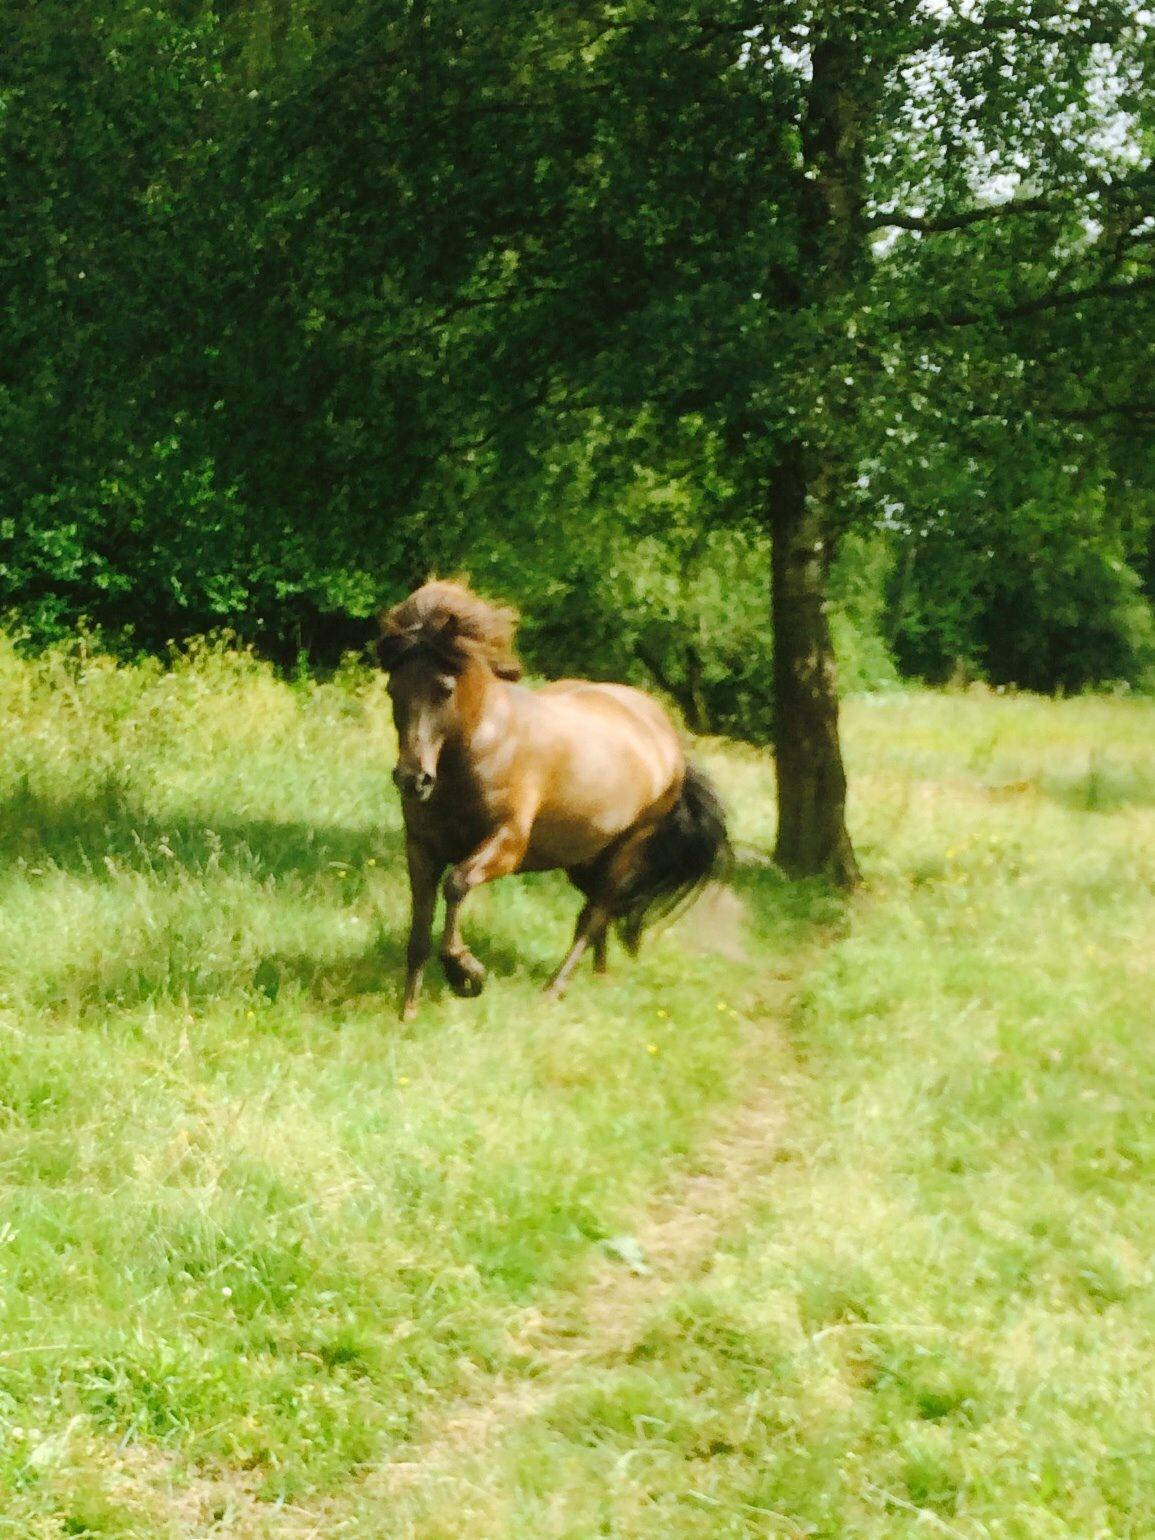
[444,867,470,904]
[407,931,432,970]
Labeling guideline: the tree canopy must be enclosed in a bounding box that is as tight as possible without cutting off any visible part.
[3,0,1154,874]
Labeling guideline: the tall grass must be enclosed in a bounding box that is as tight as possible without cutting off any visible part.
[0,647,1151,1537]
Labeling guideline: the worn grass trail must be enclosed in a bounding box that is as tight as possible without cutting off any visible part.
[0,646,1153,1537]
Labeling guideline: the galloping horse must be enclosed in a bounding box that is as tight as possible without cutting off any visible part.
[378,581,729,1019]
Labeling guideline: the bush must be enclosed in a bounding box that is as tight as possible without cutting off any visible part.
[888,496,1155,694]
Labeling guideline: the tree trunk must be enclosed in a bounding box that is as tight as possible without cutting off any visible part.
[635,641,711,735]
[769,442,860,887]
[759,23,880,888]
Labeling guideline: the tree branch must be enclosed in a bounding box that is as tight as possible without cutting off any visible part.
[920,2,1139,53]
[388,283,563,350]
[977,8,1133,45]
[867,194,1057,233]
[1051,400,1155,423]
[443,385,551,460]
[870,165,1155,237]
[904,273,1155,331]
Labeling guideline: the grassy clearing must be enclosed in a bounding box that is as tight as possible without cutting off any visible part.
[0,646,1152,1537]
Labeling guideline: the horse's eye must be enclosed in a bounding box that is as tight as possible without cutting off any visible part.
[434,675,455,700]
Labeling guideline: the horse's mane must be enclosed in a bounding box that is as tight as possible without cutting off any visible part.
[377,580,523,680]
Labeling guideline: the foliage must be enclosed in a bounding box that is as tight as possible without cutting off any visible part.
[875,412,1155,689]
[428,421,895,736]
[890,494,1155,690]
[2,0,1154,710]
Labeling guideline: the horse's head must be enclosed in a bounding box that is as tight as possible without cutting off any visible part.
[377,580,522,802]
[383,649,460,800]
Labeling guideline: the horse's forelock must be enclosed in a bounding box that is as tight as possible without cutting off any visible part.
[378,581,522,679]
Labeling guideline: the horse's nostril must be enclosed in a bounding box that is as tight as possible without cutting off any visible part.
[393,765,436,799]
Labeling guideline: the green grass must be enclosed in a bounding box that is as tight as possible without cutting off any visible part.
[0,646,1152,1537]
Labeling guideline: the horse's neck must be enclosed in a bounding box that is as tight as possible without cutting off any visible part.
[450,661,507,761]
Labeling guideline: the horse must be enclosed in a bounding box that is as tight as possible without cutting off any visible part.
[378,580,729,1019]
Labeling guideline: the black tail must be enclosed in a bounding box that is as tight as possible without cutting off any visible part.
[615,765,731,956]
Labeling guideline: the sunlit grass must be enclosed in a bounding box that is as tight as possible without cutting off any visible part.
[0,646,1152,1536]
[383,686,1155,1540]
[0,637,808,1535]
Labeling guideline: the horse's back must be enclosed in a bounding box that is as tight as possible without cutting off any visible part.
[536,679,679,761]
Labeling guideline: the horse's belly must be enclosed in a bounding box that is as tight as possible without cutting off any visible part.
[521,826,611,872]
[521,798,645,871]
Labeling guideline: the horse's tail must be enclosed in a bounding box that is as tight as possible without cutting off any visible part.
[615,764,731,956]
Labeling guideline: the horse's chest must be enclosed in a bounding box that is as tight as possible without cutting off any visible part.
[404,775,497,864]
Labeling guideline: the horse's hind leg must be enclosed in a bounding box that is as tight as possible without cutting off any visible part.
[566,865,609,978]
[544,901,611,1002]
[547,822,657,1000]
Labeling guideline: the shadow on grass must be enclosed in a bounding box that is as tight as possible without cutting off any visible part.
[728,853,853,955]
[0,779,567,1018]
[0,779,842,1020]
[26,910,540,1024]
[0,775,403,883]
[252,925,537,1015]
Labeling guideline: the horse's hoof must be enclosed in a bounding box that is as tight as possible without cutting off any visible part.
[443,953,486,998]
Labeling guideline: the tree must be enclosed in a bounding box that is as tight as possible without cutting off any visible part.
[3,0,1154,879]
[295,0,1152,882]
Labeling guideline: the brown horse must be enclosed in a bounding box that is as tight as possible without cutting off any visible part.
[378,581,729,1019]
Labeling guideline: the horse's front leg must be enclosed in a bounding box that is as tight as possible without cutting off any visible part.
[440,822,530,998]
[401,840,443,1022]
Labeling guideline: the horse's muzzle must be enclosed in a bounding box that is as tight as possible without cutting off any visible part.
[393,765,435,801]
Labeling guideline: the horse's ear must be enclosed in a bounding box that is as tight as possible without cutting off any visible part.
[376,608,408,671]
[376,633,403,671]
[426,611,465,668]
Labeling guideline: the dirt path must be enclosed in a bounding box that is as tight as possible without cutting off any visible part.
[382,1075,790,1496]
[136,1040,796,1537]
[146,911,809,1537]
[351,968,802,1522]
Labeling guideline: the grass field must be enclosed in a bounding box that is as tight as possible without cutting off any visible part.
[0,638,1153,1537]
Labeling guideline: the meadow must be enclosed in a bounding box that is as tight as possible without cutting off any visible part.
[0,639,1153,1537]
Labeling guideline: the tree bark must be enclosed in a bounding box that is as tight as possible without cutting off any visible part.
[760,23,879,888]
[769,442,860,888]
